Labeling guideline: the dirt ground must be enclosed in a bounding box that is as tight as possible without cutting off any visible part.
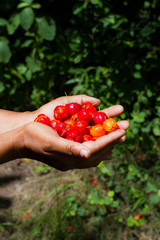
[1,160,160,240]
[0,159,56,220]
[0,158,86,220]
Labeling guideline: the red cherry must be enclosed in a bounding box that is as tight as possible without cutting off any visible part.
[58,122,67,130]
[66,136,75,141]
[54,105,68,121]
[92,112,108,125]
[57,122,71,138]
[70,113,79,125]
[58,128,68,138]
[81,102,97,113]
[73,120,88,133]
[115,125,120,130]
[64,118,72,126]
[83,134,94,142]
[77,109,93,123]
[50,120,61,131]
[67,128,79,139]
[34,114,50,126]
[75,133,83,143]
[65,102,81,116]
[82,128,90,135]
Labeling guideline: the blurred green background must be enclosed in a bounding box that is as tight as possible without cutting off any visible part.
[0,0,160,239]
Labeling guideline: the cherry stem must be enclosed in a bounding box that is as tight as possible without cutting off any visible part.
[92,102,99,106]
[64,92,71,103]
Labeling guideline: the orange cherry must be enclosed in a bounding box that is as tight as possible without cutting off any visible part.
[103,118,117,131]
[90,124,106,139]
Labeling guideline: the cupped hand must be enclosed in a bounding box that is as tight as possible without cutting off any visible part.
[20,121,126,171]
[20,95,129,171]
[35,94,129,143]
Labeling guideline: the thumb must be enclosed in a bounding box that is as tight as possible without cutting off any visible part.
[48,134,90,159]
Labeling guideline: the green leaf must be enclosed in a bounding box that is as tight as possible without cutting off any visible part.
[145,182,158,193]
[98,198,105,205]
[0,82,5,93]
[7,14,20,35]
[144,1,150,8]
[100,15,115,28]
[108,190,115,198]
[65,78,82,85]
[25,69,32,81]
[92,0,100,4]
[17,64,27,74]
[149,193,160,205]
[141,122,152,133]
[123,40,134,47]
[155,106,160,117]
[36,17,56,41]
[21,39,33,48]
[103,197,112,205]
[11,68,25,83]
[153,125,160,136]
[77,207,86,216]
[17,2,30,9]
[132,112,146,123]
[74,54,82,64]
[33,164,51,173]
[152,118,160,136]
[22,0,33,4]
[0,37,9,45]
[133,71,141,79]
[91,0,103,7]
[99,208,106,215]
[73,3,88,15]
[135,64,142,70]
[0,18,7,26]
[20,7,34,30]
[26,56,41,73]
[0,41,12,63]
[30,3,41,9]
[147,89,153,97]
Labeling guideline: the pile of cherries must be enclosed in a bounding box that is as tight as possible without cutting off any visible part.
[34,102,120,143]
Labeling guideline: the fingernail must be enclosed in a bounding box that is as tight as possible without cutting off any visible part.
[121,136,126,142]
[80,149,89,158]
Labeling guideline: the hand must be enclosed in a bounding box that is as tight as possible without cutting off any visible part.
[34,95,101,120]
[16,95,129,171]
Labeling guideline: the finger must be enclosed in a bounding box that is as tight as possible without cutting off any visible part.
[46,130,91,159]
[101,105,124,118]
[57,95,101,107]
[115,135,126,144]
[83,129,125,156]
[117,120,130,130]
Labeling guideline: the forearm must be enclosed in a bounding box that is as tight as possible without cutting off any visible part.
[0,127,23,164]
[0,109,37,134]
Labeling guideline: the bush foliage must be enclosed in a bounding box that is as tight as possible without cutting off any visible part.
[0,0,160,237]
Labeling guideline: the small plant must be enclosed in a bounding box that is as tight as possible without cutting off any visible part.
[33,164,51,174]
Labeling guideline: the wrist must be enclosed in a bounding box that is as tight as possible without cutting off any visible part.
[13,125,28,160]
[0,126,25,164]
